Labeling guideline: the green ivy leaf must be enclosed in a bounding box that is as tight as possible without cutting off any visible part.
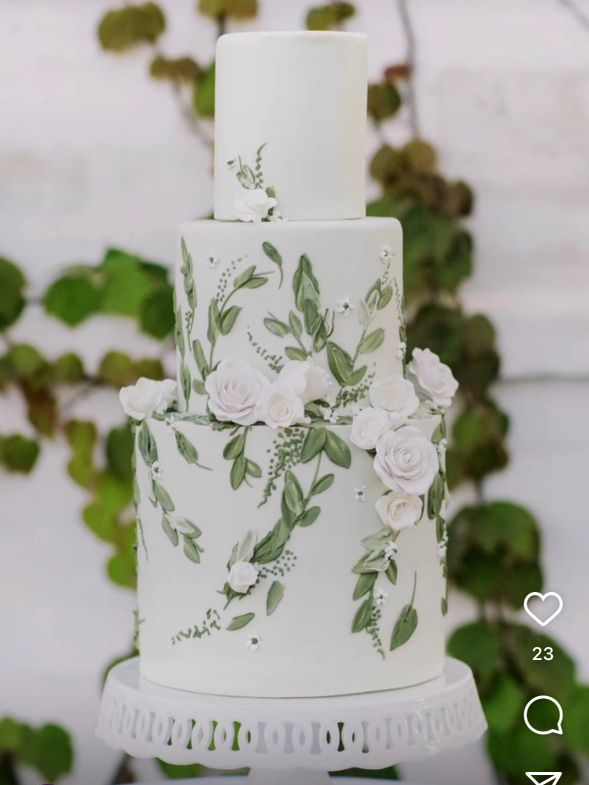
[266,581,285,616]
[43,272,101,326]
[106,424,133,481]
[140,286,174,338]
[390,604,418,651]
[367,82,401,122]
[82,504,118,543]
[150,55,201,83]
[324,430,352,468]
[0,257,26,330]
[447,621,503,686]
[98,3,166,52]
[227,612,255,631]
[19,723,74,782]
[503,624,576,701]
[198,0,258,19]
[193,61,215,118]
[487,725,556,778]
[98,351,134,387]
[564,685,589,754]
[0,434,40,473]
[52,352,85,383]
[306,2,355,30]
[480,673,525,734]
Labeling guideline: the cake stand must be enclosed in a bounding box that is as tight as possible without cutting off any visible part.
[97,657,486,785]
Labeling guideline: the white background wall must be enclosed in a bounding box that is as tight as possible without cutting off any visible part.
[1,1,589,783]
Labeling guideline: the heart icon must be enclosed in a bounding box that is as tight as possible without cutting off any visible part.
[524,592,563,628]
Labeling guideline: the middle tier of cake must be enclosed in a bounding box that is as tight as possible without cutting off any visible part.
[175,218,404,415]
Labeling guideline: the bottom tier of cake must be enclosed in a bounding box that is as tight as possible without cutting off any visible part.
[134,413,448,698]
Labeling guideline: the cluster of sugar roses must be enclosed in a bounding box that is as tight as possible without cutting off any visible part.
[350,348,458,534]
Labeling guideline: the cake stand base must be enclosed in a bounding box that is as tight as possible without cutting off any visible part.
[97,657,486,780]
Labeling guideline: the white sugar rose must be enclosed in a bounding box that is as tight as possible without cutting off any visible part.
[228,561,259,594]
[257,382,306,429]
[119,378,177,421]
[375,491,423,531]
[234,188,278,223]
[369,374,419,420]
[205,359,269,426]
[407,348,458,410]
[350,407,391,450]
[278,359,332,404]
[374,425,438,495]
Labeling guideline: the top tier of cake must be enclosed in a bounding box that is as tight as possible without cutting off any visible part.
[214,32,368,222]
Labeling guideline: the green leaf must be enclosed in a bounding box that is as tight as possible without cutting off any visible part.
[137,421,158,466]
[487,725,557,778]
[0,434,40,473]
[285,346,308,361]
[301,427,327,463]
[43,272,101,326]
[358,328,385,355]
[227,612,255,631]
[377,286,393,310]
[149,55,201,83]
[82,504,118,543]
[98,351,134,387]
[298,506,321,527]
[352,597,374,633]
[207,299,221,343]
[98,3,166,51]
[326,342,354,385]
[482,673,525,734]
[324,430,352,468]
[385,561,398,585]
[52,352,85,383]
[284,479,304,516]
[447,621,503,685]
[264,317,290,337]
[241,276,267,289]
[390,605,418,651]
[154,482,175,512]
[233,265,256,288]
[262,241,284,287]
[564,685,589,754]
[288,311,303,337]
[353,572,377,600]
[140,286,174,338]
[106,424,133,481]
[198,0,258,20]
[175,431,202,465]
[293,254,320,314]
[223,433,245,459]
[266,581,285,615]
[0,257,26,330]
[230,453,247,489]
[181,363,191,406]
[503,624,576,701]
[192,340,208,378]
[162,515,179,546]
[306,2,356,30]
[220,305,241,335]
[427,473,445,519]
[367,82,401,122]
[311,473,335,496]
[20,723,74,781]
[193,60,215,117]
[183,537,201,563]
[246,459,262,478]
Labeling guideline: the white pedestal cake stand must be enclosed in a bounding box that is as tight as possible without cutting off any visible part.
[97,657,486,785]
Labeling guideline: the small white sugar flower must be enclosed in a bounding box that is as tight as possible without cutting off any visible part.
[380,245,394,264]
[375,588,389,607]
[150,461,163,480]
[354,485,368,503]
[208,256,219,269]
[336,297,354,317]
[322,407,338,424]
[269,208,288,222]
[396,341,407,360]
[246,634,261,652]
[384,541,399,561]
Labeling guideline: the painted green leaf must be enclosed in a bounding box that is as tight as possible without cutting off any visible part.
[175,431,201,465]
[427,473,445,519]
[227,612,255,631]
[377,286,394,310]
[262,241,284,287]
[301,427,327,463]
[207,299,221,343]
[284,479,304,516]
[285,346,308,361]
[358,328,385,355]
[192,339,208,377]
[293,254,320,314]
[162,515,179,546]
[324,430,352,468]
[246,459,262,478]
[230,453,247,489]
[390,605,418,651]
[241,276,267,289]
[353,572,377,600]
[183,537,201,563]
[288,311,303,338]
[233,265,256,288]
[303,299,321,335]
[326,342,354,385]
[223,432,245,459]
[154,483,175,512]
[137,422,158,466]
[181,363,191,406]
[348,365,368,386]
[220,305,241,335]
[298,506,320,527]
[175,306,185,359]
[385,561,398,585]
[266,581,285,615]
[264,317,290,337]
[193,379,206,395]
[352,597,374,633]
[311,473,335,496]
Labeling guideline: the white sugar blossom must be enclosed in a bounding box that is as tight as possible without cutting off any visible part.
[380,245,394,264]
[257,382,307,429]
[164,414,178,431]
[234,188,278,223]
[322,407,338,424]
[336,297,354,317]
[150,461,163,480]
[374,426,439,495]
[119,378,177,421]
[375,588,389,606]
[269,208,288,222]
[228,561,259,594]
[375,491,423,531]
[208,256,219,269]
[407,348,458,410]
[369,374,419,420]
[396,341,407,360]
[354,485,368,503]
[205,360,269,426]
[350,407,390,450]
[246,634,261,652]
[384,541,398,560]
[278,359,332,405]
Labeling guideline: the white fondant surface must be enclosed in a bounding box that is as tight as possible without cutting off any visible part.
[176,218,403,415]
[214,32,367,220]
[136,417,445,698]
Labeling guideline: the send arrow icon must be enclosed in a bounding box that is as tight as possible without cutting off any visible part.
[526,774,562,785]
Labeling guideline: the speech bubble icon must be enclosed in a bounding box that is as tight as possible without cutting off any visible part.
[524,696,564,736]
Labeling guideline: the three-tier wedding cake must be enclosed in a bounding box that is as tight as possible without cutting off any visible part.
[120,31,458,698]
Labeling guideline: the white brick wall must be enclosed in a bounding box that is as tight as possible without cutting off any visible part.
[1,1,588,783]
